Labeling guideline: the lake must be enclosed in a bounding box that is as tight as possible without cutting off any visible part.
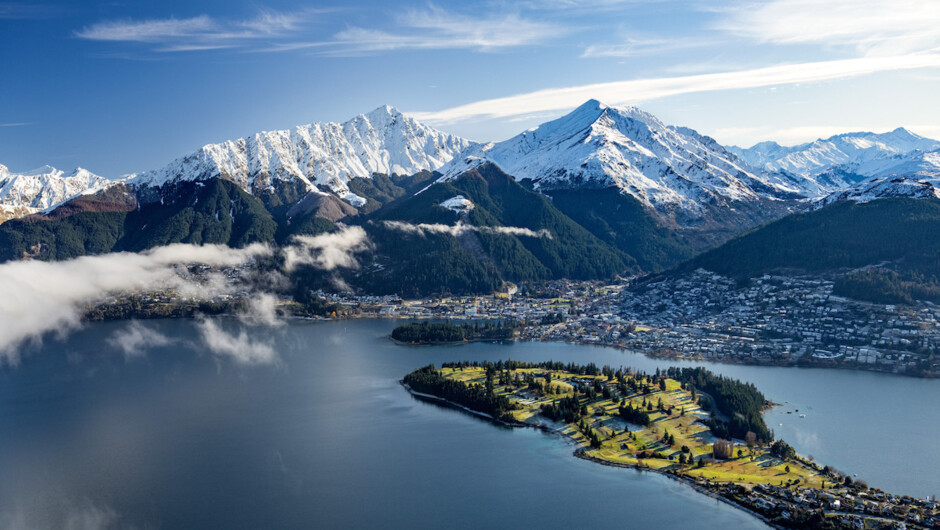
[1,318,937,528]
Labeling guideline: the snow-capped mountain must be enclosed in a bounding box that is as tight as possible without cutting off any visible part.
[830,148,940,181]
[728,128,940,180]
[0,164,110,223]
[440,99,803,224]
[128,105,475,207]
[817,175,940,207]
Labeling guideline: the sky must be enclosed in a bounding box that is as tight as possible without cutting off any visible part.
[1,0,939,178]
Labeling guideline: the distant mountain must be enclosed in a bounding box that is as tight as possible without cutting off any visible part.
[6,101,940,298]
[0,164,109,223]
[819,147,940,184]
[817,175,940,207]
[442,100,804,227]
[128,105,474,210]
[728,128,940,191]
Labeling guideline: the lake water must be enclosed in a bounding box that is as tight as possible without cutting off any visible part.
[1,318,937,528]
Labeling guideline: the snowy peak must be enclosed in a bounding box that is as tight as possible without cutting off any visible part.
[441,99,797,224]
[0,164,110,222]
[730,128,940,178]
[818,175,940,207]
[128,106,475,206]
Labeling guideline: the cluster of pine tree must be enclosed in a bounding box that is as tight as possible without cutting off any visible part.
[617,400,651,426]
[403,365,514,421]
[665,367,771,441]
[392,320,515,343]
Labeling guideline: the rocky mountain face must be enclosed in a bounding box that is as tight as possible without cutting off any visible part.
[4,101,940,295]
[0,164,110,223]
[128,105,474,209]
[441,100,806,226]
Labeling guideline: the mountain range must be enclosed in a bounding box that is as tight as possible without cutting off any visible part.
[2,100,938,297]
[0,164,110,223]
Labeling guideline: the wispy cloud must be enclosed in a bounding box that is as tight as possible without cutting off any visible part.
[412,52,940,123]
[715,0,940,56]
[509,0,644,10]
[197,317,279,366]
[76,15,216,42]
[74,9,315,52]
[0,122,31,127]
[382,220,553,239]
[0,2,61,20]
[320,6,563,56]
[581,37,706,58]
[107,321,173,360]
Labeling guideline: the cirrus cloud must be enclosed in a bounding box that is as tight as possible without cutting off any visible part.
[411,52,940,124]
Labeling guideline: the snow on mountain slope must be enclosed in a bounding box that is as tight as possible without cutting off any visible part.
[728,128,940,179]
[440,195,474,213]
[440,99,801,222]
[0,164,110,222]
[817,175,940,207]
[838,148,940,180]
[128,106,474,206]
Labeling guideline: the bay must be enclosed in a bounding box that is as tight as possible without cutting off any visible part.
[0,318,936,528]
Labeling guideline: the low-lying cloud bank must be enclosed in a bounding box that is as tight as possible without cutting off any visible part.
[381,220,553,239]
[0,243,270,364]
[0,225,376,365]
[283,225,372,272]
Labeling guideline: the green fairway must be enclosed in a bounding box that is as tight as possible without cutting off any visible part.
[439,365,823,488]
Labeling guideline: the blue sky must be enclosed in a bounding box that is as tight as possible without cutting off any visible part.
[1,0,939,178]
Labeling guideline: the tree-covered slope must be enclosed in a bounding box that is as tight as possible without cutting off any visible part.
[122,178,277,251]
[682,198,940,278]
[375,163,635,282]
[546,187,695,272]
[0,178,277,262]
[347,170,436,215]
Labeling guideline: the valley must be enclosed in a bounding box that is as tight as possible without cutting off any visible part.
[5,101,940,380]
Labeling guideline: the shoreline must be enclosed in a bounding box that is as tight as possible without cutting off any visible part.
[82,311,938,378]
[401,380,784,529]
[389,336,515,347]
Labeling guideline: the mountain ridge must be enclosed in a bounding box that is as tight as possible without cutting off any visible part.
[0,164,110,223]
[127,105,475,209]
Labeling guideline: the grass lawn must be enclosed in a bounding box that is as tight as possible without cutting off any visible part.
[438,366,824,489]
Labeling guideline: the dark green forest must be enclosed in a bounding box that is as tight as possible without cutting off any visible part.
[391,320,516,343]
[665,367,771,442]
[403,364,515,421]
[684,198,940,278]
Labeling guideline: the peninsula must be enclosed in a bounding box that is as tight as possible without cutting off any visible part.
[403,362,939,529]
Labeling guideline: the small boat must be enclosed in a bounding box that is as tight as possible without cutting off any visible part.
[799,414,806,418]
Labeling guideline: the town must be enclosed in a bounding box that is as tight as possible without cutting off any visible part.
[314,270,940,378]
[85,261,940,378]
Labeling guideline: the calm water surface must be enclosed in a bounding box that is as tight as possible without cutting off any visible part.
[0,318,937,528]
